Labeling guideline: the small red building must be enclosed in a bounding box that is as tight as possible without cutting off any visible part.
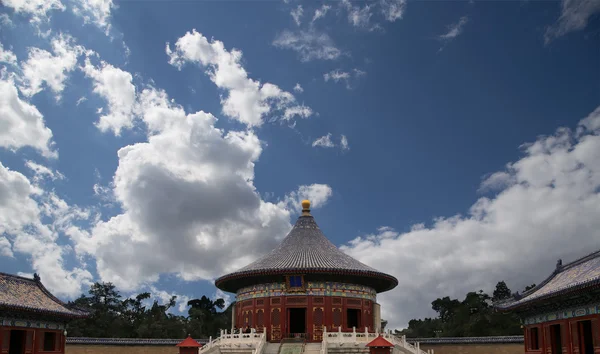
[366,335,394,354]
[495,250,600,354]
[215,200,398,342]
[0,272,88,354]
[176,335,202,354]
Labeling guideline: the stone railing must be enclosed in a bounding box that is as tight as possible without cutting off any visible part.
[199,329,266,354]
[322,327,432,354]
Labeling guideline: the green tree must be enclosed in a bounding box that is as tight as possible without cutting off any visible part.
[492,281,512,302]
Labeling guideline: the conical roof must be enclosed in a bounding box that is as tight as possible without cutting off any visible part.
[215,201,398,293]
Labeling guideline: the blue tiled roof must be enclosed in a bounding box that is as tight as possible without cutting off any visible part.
[0,272,88,318]
[405,336,524,344]
[67,338,209,346]
[495,250,600,310]
[215,213,398,293]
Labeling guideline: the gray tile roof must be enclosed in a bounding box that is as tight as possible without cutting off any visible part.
[0,272,88,318]
[495,249,600,310]
[215,214,398,293]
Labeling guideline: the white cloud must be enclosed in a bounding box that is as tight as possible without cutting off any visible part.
[340,135,349,151]
[311,4,331,23]
[0,75,57,158]
[167,29,311,127]
[0,161,93,298]
[213,288,232,310]
[1,0,65,25]
[341,106,600,329]
[341,0,381,31]
[19,34,86,99]
[544,0,600,43]
[291,5,303,26]
[25,160,65,182]
[149,286,192,313]
[0,14,14,27]
[439,16,468,41]
[293,83,303,93]
[67,83,329,291]
[0,42,18,66]
[312,133,335,148]
[76,96,87,105]
[72,0,114,33]
[279,184,333,214]
[0,236,14,257]
[273,30,342,62]
[380,0,406,22]
[82,58,137,135]
[323,68,366,89]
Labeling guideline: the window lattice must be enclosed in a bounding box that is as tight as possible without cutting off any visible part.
[287,297,307,304]
[271,308,281,326]
[313,297,324,304]
[333,308,342,327]
[313,308,324,326]
[332,298,342,305]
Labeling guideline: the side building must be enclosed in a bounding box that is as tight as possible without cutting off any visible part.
[494,250,600,354]
[214,200,398,342]
[0,272,88,354]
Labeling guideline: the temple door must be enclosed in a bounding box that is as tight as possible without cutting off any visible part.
[571,321,580,354]
[24,330,34,354]
[591,318,600,354]
[1,329,9,354]
[256,309,265,333]
[271,308,281,341]
[544,324,552,354]
[332,308,342,331]
[313,307,324,341]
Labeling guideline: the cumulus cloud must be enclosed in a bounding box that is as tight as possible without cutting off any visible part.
[1,0,65,25]
[323,68,366,89]
[544,0,600,43]
[312,133,335,148]
[380,0,406,22]
[340,135,349,151]
[311,4,331,23]
[341,106,600,329]
[279,184,333,214]
[0,161,93,298]
[82,58,137,135]
[167,29,312,126]
[19,34,86,99]
[72,0,114,33]
[66,83,331,291]
[0,75,57,158]
[293,83,303,93]
[0,42,18,66]
[273,30,342,62]
[290,5,303,26]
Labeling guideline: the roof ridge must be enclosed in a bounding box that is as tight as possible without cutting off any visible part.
[0,271,38,283]
[560,248,600,271]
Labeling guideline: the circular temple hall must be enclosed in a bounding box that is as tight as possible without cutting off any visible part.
[215,200,398,342]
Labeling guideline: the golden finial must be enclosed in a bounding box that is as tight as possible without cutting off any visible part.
[301,200,311,216]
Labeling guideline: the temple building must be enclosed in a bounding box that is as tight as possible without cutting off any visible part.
[215,200,398,342]
[494,250,600,354]
[0,272,87,354]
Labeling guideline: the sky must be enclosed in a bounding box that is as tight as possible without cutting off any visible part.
[0,0,599,330]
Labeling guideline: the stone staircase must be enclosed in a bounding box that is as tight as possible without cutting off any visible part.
[264,343,281,354]
[303,343,321,354]
[279,343,304,354]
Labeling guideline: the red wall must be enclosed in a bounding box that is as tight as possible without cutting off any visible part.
[235,295,374,342]
[523,314,600,354]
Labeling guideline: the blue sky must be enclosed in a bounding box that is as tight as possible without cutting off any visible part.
[0,0,599,329]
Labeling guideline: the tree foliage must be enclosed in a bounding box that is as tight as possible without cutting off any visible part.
[67,282,232,339]
[395,281,529,338]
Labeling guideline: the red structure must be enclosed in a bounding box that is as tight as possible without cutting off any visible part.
[0,272,88,354]
[215,200,398,342]
[366,335,394,354]
[495,251,600,354]
[176,335,202,354]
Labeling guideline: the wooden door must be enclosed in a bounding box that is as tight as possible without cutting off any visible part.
[24,330,34,354]
[271,308,281,341]
[1,329,9,354]
[571,321,580,354]
[544,324,553,354]
[313,307,324,341]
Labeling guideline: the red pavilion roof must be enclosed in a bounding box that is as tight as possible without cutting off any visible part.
[366,335,394,348]
[176,336,202,347]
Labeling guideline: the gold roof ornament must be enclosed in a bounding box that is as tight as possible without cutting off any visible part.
[301,199,311,216]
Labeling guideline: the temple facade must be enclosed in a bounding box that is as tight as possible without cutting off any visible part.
[215,200,398,343]
[494,250,600,354]
[0,272,87,354]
